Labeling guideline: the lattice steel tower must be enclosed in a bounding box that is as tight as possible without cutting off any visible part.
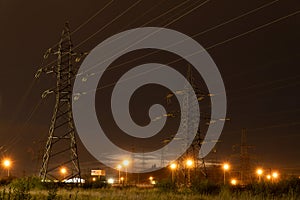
[37,23,81,182]
[166,66,208,185]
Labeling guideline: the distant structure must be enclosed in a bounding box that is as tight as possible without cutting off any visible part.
[232,129,255,184]
[36,23,81,182]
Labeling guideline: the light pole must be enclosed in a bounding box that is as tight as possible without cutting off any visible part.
[256,168,263,182]
[2,159,11,177]
[117,164,122,184]
[186,159,193,186]
[223,163,230,185]
[123,160,129,184]
[170,163,177,183]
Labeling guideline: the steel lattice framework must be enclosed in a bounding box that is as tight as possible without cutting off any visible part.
[38,23,81,182]
[166,66,208,186]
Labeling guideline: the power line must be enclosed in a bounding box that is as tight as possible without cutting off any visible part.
[40,0,279,80]
[40,0,212,73]
[71,0,114,35]
[30,2,297,127]
[228,79,300,103]
[48,0,114,50]
[222,121,300,136]
[6,1,116,138]
[205,10,300,51]
[77,0,211,75]
[227,74,300,95]
[73,0,143,49]
[142,0,196,27]
[26,1,295,146]
[38,0,211,92]
[23,0,204,142]
[73,0,281,81]
[78,9,300,96]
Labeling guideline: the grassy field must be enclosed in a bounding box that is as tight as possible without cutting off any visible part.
[26,188,298,200]
[0,187,296,200]
[0,177,298,200]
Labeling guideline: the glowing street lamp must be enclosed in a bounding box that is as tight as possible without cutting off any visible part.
[60,167,67,174]
[170,163,177,182]
[266,174,271,180]
[170,163,177,170]
[60,167,67,181]
[230,179,237,185]
[149,176,153,183]
[2,159,11,177]
[223,163,230,184]
[107,178,114,184]
[256,168,263,182]
[272,172,278,178]
[186,159,193,167]
[123,160,129,184]
[117,164,122,184]
[272,172,279,182]
[186,159,193,186]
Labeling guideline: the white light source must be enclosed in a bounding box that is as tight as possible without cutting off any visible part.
[107,178,114,184]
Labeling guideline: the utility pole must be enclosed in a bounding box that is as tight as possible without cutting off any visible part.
[36,23,81,182]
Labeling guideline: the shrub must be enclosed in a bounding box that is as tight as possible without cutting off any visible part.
[9,178,32,200]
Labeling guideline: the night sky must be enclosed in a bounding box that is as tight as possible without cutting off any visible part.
[0,0,299,177]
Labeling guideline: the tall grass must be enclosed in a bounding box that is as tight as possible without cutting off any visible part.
[0,177,298,200]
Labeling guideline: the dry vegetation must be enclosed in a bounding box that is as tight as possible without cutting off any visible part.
[0,177,298,200]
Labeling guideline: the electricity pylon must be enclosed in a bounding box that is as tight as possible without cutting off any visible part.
[166,66,209,185]
[36,23,81,182]
[231,129,255,185]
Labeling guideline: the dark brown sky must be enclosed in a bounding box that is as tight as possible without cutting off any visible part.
[0,0,299,177]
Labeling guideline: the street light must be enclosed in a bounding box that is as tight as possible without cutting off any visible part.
[149,176,153,183]
[117,164,122,184]
[60,167,67,181]
[256,168,263,182]
[272,172,279,182]
[170,163,177,182]
[186,159,193,186]
[2,159,11,177]
[272,172,278,178]
[123,160,129,184]
[223,163,230,184]
[170,163,177,170]
[186,159,193,167]
[107,178,114,184]
[266,174,271,180]
[230,179,237,185]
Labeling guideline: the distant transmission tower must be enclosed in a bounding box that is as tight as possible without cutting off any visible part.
[239,129,254,184]
[231,129,255,185]
[36,23,81,182]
